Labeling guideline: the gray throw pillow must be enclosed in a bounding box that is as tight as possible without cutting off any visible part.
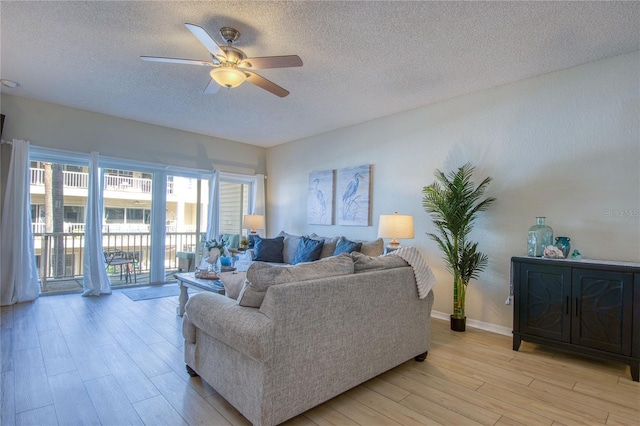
[291,236,324,265]
[278,231,303,264]
[333,237,362,255]
[238,254,355,308]
[252,236,284,263]
[351,251,408,273]
[309,233,340,258]
[358,238,385,256]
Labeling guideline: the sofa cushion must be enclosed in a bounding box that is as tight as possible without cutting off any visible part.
[333,237,362,255]
[238,254,355,307]
[278,231,303,264]
[253,236,285,263]
[357,238,385,257]
[351,251,408,272]
[309,233,341,259]
[291,236,324,265]
[219,271,247,300]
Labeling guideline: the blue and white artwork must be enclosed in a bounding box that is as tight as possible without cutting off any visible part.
[337,164,370,226]
[307,170,334,225]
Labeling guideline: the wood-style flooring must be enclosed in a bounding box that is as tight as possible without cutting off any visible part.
[1,289,638,425]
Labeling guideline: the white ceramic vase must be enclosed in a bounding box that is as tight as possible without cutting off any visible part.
[206,248,221,272]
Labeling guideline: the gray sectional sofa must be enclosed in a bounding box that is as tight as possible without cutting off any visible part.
[182,252,434,426]
[233,231,385,271]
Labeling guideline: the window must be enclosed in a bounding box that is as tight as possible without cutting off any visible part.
[31,204,45,222]
[64,206,84,223]
[64,165,84,173]
[219,181,250,236]
[105,208,125,223]
[126,208,150,224]
[105,169,133,177]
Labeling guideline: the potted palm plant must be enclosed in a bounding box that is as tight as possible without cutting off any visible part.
[422,163,495,331]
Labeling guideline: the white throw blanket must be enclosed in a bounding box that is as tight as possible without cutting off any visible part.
[388,247,437,299]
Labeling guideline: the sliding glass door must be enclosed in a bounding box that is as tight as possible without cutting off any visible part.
[102,167,153,286]
[29,147,257,293]
[29,149,89,293]
[99,161,212,285]
[165,174,209,274]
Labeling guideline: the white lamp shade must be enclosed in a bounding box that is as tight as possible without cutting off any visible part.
[210,66,246,88]
[242,214,265,232]
[377,212,415,241]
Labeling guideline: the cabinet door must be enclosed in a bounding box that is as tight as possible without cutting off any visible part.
[572,269,633,355]
[519,263,571,342]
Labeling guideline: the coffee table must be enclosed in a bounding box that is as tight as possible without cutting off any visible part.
[174,272,225,316]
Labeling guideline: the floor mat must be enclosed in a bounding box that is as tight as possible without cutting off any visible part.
[121,284,184,301]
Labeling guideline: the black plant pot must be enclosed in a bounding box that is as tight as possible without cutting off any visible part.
[450,315,466,332]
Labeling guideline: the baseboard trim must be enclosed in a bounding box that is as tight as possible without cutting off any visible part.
[431,310,512,336]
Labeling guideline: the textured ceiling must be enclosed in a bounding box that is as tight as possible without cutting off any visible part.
[1,1,638,147]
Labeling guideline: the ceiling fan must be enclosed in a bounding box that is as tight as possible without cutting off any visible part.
[141,23,302,97]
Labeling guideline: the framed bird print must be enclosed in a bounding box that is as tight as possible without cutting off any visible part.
[308,170,334,225]
[336,164,371,226]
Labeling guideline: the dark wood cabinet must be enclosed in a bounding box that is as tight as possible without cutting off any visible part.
[512,256,639,381]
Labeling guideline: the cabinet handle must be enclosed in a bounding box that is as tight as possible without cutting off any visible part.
[575,298,579,317]
[565,296,569,315]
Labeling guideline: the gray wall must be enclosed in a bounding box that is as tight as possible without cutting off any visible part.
[266,52,640,331]
[0,95,267,175]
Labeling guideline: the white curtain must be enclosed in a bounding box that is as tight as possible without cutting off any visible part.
[205,169,220,241]
[82,151,111,296]
[0,140,40,305]
[252,173,266,233]
[149,171,167,283]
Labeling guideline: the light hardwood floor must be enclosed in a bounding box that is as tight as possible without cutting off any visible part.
[1,288,638,425]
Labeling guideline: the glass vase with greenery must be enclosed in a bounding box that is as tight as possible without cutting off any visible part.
[422,163,495,331]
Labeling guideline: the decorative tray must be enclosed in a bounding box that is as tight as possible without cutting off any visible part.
[195,271,220,280]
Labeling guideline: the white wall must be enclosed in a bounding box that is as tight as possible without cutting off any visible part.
[266,52,640,330]
[0,95,267,175]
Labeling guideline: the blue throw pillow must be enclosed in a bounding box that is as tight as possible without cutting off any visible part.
[291,236,324,265]
[252,236,285,263]
[333,237,363,255]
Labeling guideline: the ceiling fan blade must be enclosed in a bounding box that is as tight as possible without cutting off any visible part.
[240,55,303,70]
[203,79,220,95]
[245,71,289,97]
[140,56,213,66]
[185,23,225,57]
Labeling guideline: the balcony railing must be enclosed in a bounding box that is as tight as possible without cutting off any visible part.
[104,174,152,193]
[30,168,174,195]
[31,223,196,235]
[34,229,204,292]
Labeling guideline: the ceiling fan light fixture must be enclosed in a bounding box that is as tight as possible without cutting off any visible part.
[210,66,246,88]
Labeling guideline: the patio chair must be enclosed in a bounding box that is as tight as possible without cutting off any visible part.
[104,250,137,284]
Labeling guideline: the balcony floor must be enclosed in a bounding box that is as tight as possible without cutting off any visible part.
[40,270,181,295]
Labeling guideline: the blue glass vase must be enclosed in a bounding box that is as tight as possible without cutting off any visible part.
[555,236,571,258]
[527,217,553,257]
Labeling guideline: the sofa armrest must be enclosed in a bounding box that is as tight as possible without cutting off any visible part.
[184,292,274,362]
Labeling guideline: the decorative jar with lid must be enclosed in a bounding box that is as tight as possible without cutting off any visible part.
[527,217,553,257]
[554,236,571,258]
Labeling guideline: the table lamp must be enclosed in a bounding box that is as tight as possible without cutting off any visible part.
[377,212,414,251]
[243,214,265,248]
